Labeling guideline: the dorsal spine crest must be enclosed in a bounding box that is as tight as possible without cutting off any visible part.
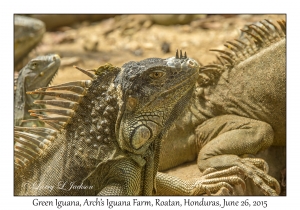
[199,19,286,87]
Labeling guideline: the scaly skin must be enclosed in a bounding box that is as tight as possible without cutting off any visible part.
[14,54,60,127]
[14,15,45,66]
[158,19,286,196]
[16,55,234,195]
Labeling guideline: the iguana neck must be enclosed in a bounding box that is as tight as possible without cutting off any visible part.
[14,79,44,126]
[176,92,214,132]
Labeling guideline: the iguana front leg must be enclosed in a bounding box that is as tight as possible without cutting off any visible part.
[86,158,143,196]
[195,115,280,195]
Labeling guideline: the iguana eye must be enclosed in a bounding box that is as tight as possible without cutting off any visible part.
[30,62,38,70]
[149,71,165,79]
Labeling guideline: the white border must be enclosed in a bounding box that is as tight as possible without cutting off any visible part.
[2,0,298,209]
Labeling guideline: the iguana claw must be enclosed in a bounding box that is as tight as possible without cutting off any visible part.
[238,158,280,195]
[202,158,280,195]
[195,167,246,195]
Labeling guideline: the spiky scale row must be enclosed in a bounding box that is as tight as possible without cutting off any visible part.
[277,20,286,34]
[30,113,71,123]
[14,137,42,155]
[175,49,187,59]
[14,64,121,173]
[210,49,234,58]
[27,91,83,102]
[73,65,97,79]
[44,80,92,88]
[34,100,79,110]
[199,19,286,86]
[14,65,96,172]
[39,85,87,95]
[14,125,58,170]
[264,19,285,38]
[15,131,52,148]
[14,127,62,170]
[37,80,92,95]
[26,78,94,103]
[43,120,65,131]
[28,108,74,117]
[54,65,120,169]
[14,126,58,136]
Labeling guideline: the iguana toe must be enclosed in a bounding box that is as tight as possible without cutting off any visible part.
[238,158,280,195]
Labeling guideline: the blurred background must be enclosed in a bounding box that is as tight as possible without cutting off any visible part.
[14,14,285,85]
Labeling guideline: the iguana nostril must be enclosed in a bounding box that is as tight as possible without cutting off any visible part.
[52,54,60,62]
[188,60,194,68]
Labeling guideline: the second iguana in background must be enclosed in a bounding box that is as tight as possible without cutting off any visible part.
[14,15,46,70]
[14,54,60,127]
[158,19,286,196]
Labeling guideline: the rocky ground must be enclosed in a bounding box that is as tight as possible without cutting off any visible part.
[15,14,286,188]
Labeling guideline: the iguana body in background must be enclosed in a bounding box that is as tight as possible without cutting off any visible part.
[157,19,286,195]
[14,54,60,127]
[14,15,46,69]
[15,54,240,195]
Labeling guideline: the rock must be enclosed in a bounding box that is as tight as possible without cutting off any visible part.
[60,57,81,67]
[161,42,171,53]
[30,14,116,30]
[149,15,194,25]
[83,35,99,52]
[132,48,143,57]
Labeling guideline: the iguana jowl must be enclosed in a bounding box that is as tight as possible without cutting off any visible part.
[158,19,286,195]
[14,54,60,127]
[16,53,231,195]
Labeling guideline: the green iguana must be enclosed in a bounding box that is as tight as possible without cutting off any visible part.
[157,19,286,196]
[15,53,241,195]
[14,54,61,127]
[14,15,45,67]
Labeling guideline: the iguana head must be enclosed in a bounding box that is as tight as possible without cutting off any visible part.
[15,54,60,126]
[115,51,200,155]
[20,54,60,103]
[22,54,60,91]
